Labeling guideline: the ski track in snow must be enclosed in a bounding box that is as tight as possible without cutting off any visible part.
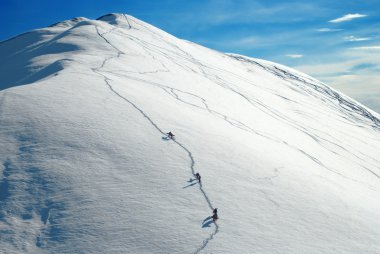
[95,25,380,184]
[2,14,380,253]
[93,24,218,254]
[228,55,380,130]
[101,69,380,188]
[92,19,380,190]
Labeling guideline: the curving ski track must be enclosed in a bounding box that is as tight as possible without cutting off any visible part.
[93,24,218,253]
[94,21,380,188]
[228,54,380,130]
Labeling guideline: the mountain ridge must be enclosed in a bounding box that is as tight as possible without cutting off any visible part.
[0,13,379,254]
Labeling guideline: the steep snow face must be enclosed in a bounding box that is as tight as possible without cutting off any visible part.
[0,13,380,254]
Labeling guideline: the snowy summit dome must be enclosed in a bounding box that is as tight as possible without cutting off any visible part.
[49,17,88,28]
[0,12,380,254]
[96,13,131,28]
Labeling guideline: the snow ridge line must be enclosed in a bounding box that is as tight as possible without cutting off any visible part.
[229,55,380,129]
[97,32,380,181]
[97,27,380,186]
[93,25,218,253]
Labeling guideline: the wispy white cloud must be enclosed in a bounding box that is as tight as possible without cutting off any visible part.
[293,48,380,113]
[322,74,380,114]
[351,46,380,50]
[344,35,371,42]
[165,1,330,30]
[316,28,343,32]
[286,54,303,58]
[329,13,367,23]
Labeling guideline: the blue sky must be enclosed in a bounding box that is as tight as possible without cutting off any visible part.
[1,0,380,113]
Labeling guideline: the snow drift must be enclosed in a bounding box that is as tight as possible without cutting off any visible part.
[0,13,380,254]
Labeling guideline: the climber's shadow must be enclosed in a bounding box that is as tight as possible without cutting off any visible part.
[202,216,213,228]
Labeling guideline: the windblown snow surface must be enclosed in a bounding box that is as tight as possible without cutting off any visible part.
[1,13,380,254]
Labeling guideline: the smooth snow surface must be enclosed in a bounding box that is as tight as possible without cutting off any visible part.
[1,13,380,254]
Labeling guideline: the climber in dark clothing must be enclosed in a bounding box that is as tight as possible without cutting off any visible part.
[167,131,175,139]
[195,173,201,183]
[212,208,218,222]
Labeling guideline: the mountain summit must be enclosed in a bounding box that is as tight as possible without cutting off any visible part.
[1,13,379,254]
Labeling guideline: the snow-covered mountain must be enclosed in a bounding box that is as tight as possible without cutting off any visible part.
[1,13,380,254]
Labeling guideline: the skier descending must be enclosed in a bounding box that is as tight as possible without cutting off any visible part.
[195,173,201,183]
[166,131,175,139]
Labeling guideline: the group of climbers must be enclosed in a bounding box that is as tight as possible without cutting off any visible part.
[166,131,219,223]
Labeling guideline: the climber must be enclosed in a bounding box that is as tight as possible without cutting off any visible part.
[195,173,201,183]
[212,208,218,222]
[212,213,218,222]
[167,131,175,139]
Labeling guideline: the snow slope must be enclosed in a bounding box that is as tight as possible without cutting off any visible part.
[1,13,380,253]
